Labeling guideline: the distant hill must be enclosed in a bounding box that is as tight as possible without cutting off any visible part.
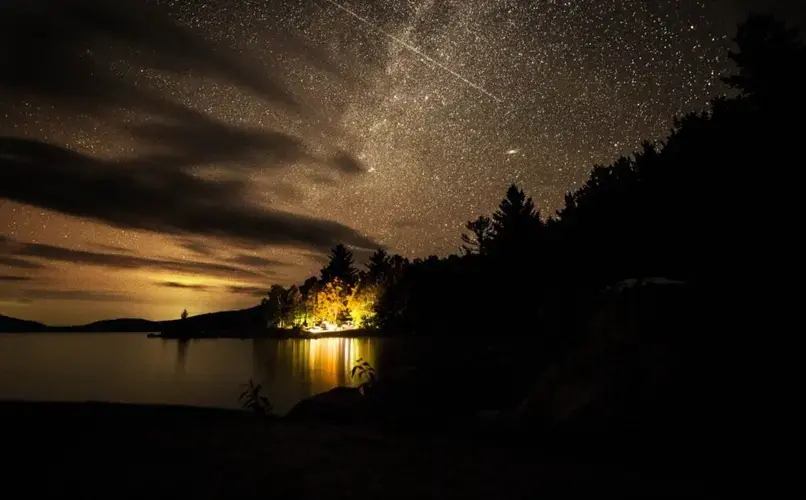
[49,318,162,333]
[0,314,46,333]
[0,306,265,334]
[158,306,265,337]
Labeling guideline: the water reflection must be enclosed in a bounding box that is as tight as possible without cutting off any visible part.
[0,333,385,414]
[260,338,377,406]
[167,336,379,411]
[175,339,189,375]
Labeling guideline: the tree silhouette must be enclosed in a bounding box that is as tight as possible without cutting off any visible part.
[180,309,188,320]
[461,215,494,255]
[366,248,392,284]
[250,15,798,352]
[300,276,318,297]
[723,14,804,102]
[489,184,543,258]
[320,244,358,287]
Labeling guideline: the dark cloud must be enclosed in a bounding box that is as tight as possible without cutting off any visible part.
[0,0,372,251]
[126,114,312,169]
[0,138,377,250]
[0,275,32,281]
[89,243,135,254]
[156,281,212,291]
[227,285,269,297]
[267,182,306,204]
[0,256,47,270]
[0,236,264,279]
[0,0,294,111]
[329,151,366,174]
[179,240,218,256]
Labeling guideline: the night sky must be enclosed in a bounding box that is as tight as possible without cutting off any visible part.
[0,0,802,324]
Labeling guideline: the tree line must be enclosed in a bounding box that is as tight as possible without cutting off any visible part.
[262,15,801,339]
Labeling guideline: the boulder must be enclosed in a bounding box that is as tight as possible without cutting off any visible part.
[285,386,367,424]
[514,278,717,442]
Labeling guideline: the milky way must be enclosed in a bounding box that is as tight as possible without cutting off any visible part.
[0,0,797,322]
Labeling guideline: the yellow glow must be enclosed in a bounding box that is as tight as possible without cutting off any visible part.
[293,337,376,389]
[302,279,378,332]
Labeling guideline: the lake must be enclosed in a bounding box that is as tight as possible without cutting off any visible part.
[0,333,397,414]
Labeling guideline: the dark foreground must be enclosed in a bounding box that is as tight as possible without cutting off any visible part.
[2,401,717,499]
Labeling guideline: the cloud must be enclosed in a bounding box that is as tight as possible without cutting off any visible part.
[329,151,366,174]
[157,281,269,296]
[0,0,374,251]
[229,254,285,267]
[227,285,269,297]
[0,236,265,279]
[89,243,135,254]
[2,289,132,302]
[179,240,218,256]
[156,281,212,291]
[0,0,294,111]
[0,256,46,270]
[0,138,377,250]
[126,114,314,169]
[0,275,32,281]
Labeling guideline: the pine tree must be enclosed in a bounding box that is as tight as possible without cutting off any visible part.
[320,244,358,287]
[489,184,543,257]
[366,248,392,284]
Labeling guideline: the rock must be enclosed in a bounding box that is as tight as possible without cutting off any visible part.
[515,277,715,441]
[285,386,367,424]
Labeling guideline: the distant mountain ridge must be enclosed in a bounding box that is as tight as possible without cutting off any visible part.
[0,314,47,332]
[0,306,264,333]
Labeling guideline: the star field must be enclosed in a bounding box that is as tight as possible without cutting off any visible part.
[0,0,797,323]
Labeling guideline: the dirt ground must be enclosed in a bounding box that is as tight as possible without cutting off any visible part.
[1,401,717,499]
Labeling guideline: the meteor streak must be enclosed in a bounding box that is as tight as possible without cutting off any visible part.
[321,0,502,103]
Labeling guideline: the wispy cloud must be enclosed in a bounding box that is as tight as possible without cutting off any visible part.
[0,256,46,270]
[0,275,32,281]
[0,0,375,252]
[1,236,265,279]
[227,285,269,297]
[156,281,213,291]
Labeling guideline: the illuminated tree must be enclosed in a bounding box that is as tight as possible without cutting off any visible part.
[284,285,306,327]
[308,278,348,326]
[347,284,379,328]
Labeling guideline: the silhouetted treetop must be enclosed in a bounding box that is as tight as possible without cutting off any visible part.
[366,248,393,284]
[461,215,494,255]
[724,14,805,101]
[488,184,543,258]
[320,244,358,287]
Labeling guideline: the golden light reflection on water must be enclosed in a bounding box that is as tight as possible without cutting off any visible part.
[277,338,376,393]
[243,337,382,412]
[0,333,387,414]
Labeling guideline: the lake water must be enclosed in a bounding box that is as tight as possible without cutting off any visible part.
[0,333,395,414]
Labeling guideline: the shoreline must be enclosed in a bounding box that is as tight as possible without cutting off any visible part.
[150,328,395,340]
[1,399,712,498]
[1,328,398,338]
